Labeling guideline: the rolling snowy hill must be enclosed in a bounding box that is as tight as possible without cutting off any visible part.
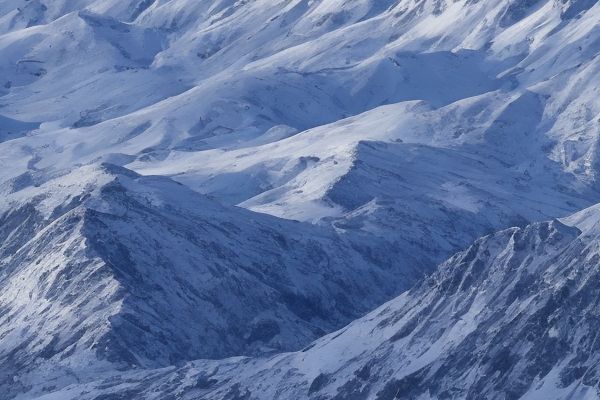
[1,0,599,263]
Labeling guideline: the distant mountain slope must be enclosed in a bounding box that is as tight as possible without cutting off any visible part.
[1,0,598,278]
[26,203,600,399]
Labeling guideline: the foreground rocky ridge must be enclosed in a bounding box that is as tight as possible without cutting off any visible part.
[16,204,600,399]
[0,163,425,397]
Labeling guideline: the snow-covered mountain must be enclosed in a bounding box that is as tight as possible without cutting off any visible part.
[1,0,600,399]
[0,162,431,397]
[23,204,600,400]
[1,0,599,265]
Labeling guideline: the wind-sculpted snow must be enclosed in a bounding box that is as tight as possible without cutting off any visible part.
[2,0,600,399]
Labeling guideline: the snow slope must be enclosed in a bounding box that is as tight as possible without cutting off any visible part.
[25,203,600,400]
[1,0,599,268]
[0,162,426,398]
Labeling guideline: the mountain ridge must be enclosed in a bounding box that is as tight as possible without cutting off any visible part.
[17,206,600,399]
[2,0,600,398]
[0,163,432,399]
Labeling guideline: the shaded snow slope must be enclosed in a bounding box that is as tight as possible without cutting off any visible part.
[25,203,600,399]
[0,163,425,398]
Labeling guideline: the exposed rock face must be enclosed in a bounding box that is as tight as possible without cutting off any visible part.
[18,206,600,399]
[0,163,427,398]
